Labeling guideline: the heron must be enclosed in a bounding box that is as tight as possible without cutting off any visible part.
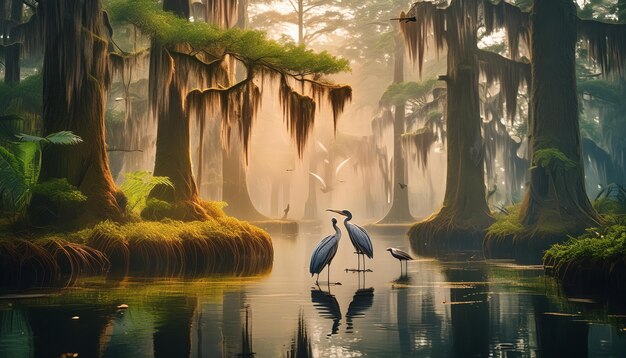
[310,217,341,284]
[386,247,413,274]
[327,209,373,272]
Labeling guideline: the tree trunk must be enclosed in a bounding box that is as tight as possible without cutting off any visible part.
[219,0,266,221]
[409,1,493,252]
[303,154,319,220]
[221,138,266,220]
[3,0,21,85]
[33,0,125,224]
[149,0,209,221]
[519,0,599,229]
[379,30,414,223]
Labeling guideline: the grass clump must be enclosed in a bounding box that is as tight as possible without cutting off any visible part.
[544,217,626,292]
[486,206,524,237]
[85,216,272,276]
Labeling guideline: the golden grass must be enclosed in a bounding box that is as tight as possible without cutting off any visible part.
[0,237,110,288]
[1,203,273,287]
[84,216,273,276]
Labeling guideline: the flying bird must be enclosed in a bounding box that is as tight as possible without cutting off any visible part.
[309,172,333,193]
[335,157,352,176]
[309,157,353,193]
[386,247,413,274]
[310,218,341,284]
[398,182,407,189]
[327,209,373,272]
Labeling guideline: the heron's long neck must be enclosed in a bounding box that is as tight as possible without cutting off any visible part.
[343,212,352,223]
[333,222,341,239]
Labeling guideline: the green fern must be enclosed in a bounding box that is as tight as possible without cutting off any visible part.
[120,171,174,213]
[0,131,83,215]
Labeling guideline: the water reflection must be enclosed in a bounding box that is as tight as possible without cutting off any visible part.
[345,285,374,333]
[1,233,626,357]
[310,286,342,336]
[284,310,313,358]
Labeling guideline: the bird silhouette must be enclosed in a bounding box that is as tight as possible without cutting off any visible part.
[282,204,290,219]
[386,247,414,275]
[398,182,407,189]
[327,209,373,272]
[309,218,341,284]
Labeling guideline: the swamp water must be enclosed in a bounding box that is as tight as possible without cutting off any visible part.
[1,229,626,357]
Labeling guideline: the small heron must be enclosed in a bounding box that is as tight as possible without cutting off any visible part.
[310,218,341,284]
[386,247,413,274]
[327,209,373,272]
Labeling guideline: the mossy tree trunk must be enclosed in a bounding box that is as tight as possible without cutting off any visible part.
[3,0,21,85]
[519,0,599,230]
[409,0,493,252]
[149,0,209,221]
[380,30,413,223]
[33,0,125,224]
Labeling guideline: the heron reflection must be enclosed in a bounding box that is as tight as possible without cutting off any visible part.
[310,286,342,336]
[345,287,374,333]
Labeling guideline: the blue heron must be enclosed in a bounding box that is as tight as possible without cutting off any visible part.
[386,247,413,274]
[310,217,341,284]
[327,209,373,272]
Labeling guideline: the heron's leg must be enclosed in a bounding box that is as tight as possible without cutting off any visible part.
[316,273,319,285]
[363,255,366,272]
[328,263,330,283]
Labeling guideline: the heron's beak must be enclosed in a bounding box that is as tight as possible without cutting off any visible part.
[326,209,345,216]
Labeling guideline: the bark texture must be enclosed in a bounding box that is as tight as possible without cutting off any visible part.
[32,0,125,225]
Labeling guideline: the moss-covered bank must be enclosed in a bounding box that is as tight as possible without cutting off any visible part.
[0,205,273,288]
[483,206,584,263]
[543,218,626,293]
[408,211,492,255]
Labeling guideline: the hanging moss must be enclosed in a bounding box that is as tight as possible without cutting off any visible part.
[476,48,530,119]
[402,127,437,169]
[578,19,626,77]
[481,0,530,60]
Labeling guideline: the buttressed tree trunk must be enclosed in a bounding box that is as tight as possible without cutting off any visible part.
[149,0,209,221]
[403,0,493,252]
[379,29,414,223]
[34,0,125,224]
[519,0,600,230]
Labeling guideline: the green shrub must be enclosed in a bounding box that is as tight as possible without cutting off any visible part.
[141,198,173,221]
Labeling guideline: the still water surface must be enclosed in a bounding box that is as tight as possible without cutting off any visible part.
[1,227,626,357]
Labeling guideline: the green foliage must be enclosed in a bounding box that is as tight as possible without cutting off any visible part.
[380,80,437,106]
[486,205,524,237]
[106,0,349,75]
[120,171,174,213]
[0,73,43,116]
[140,198,173,221]
[16,131,83,145]
[0,142,39,213]
[0,131,83,216]
[533,148,577,172]
[593,183,626,214]
[32,179,87,204]
[544,219,626,267]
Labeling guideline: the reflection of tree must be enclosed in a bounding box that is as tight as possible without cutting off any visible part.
[25,304,114,357]
[0,309,33,356]
[346,287,374,333]
[532,296,588,357]
[311,287,342,335]
[153,295,197,357]
[285,310,313,358]
[444,268,489,358]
